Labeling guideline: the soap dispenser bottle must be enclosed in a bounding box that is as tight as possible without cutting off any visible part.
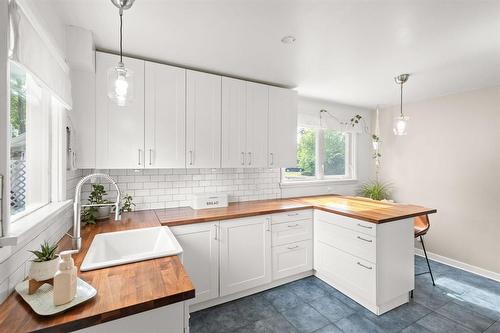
[53,250,77,306]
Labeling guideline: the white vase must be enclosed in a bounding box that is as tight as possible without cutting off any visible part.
[29,257,60,281]
[96,206,111,220]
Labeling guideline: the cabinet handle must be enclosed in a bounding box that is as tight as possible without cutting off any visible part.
[270,152,274,166]
[357,236,373,243]
[189,150,193,166]
[138,149,142,165]
[241,152,245,166]
[149,149,153,166]
[266,217,271,231]
[357,223,372,229]
[72,151,76,168]
[357,262,373,270]
[287,212,299,216]
[248,152,252,166]
[287,224,299,228]
[287,245,299,250]
[214,224,218,240]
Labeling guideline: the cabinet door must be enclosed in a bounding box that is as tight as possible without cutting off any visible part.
[219,216,272,296]
[70,70,95,169]
[145,62,186,168]
[186,70,221,168]
[268,86,297,168]
[171,223,219,304]
[246,82,268,168]
[221,77,247,168]
[95,52,145,168]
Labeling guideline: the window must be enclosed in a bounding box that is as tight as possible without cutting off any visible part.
[9,62,52,220]
[283,127,355,182]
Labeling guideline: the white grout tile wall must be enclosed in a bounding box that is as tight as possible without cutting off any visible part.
[80,168,282,210]
[0,169,82,304]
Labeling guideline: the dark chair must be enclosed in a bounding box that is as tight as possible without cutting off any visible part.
[411,215,435,298]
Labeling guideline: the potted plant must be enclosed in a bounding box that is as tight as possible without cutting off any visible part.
[81,184,111,224]
[357,180,392,201]
[120,194,135,214]
[28,242,59,281]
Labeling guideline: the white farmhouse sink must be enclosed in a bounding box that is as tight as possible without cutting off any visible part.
[80,226,183,271]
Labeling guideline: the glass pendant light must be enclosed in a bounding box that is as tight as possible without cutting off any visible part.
[393,74,410,136]
[107,0,135,106]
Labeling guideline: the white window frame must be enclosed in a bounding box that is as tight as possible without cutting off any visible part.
[0,62,71,248]
[281,127,358,186]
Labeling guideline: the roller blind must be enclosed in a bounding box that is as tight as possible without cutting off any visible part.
[9,0,72,109]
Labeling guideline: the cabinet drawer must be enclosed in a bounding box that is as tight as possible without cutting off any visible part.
[315,220,376,263]
[272,209,312,224]
[272,240,312,280]
[272,220,312,246]
[315,209,376,236]
[315,241,376,301]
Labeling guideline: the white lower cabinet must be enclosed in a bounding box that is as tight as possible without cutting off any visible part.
[314,210,414,315]
[219,216,272,296]
[171,223,219,304]
[272,240,313,280]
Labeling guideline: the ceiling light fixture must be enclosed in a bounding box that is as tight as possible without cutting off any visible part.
[393,73,410,136]
[107,0,136,107]
[281,35,296,44]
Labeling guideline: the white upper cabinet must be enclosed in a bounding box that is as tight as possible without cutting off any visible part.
[222,77,247,168]
[268,86,298,168]
[186,70,222,168]
[145,62,186,168]
[246,82,269,168]
[222,79,269,168]
[95,52,145,169]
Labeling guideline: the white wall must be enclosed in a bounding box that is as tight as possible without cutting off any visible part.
[379,86,500,275]
[282,97,375,198]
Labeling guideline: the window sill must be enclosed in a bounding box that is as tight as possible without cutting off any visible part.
[280,179,359,189]
[0,200,72,247]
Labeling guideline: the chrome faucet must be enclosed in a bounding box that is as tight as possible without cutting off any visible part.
[72,173,121,251]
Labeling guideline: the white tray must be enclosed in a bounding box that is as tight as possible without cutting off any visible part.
[15,277,97,316]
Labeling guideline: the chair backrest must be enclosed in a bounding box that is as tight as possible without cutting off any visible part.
[414,215,430,237]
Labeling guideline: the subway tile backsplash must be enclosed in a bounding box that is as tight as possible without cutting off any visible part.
[80,168,282,210]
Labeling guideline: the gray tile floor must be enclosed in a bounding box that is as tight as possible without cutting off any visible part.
[190,256,500,333]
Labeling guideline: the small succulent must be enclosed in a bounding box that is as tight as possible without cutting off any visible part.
[29,241,58,262]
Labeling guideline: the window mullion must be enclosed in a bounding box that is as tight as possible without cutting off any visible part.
[315,128,324,180]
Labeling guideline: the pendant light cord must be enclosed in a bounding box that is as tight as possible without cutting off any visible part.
[119,11,123,63]
[400,82,403,117]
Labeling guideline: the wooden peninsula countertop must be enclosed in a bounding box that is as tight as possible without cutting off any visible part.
[157,195,436,226]
[0,195,435,332]
[0,210,195,333]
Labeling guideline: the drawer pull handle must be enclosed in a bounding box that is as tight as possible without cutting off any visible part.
[287,212,299,216]
[287,224,299,228]
[287,245,299,250]
[357,223,373,229]
[357,262,373,270]
[357,236,373,243]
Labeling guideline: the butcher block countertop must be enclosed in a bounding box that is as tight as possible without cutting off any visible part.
[157,195,437,226]
[0,195,435,333]
[0,210,195,333]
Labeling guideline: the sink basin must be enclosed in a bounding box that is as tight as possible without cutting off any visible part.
[80,226,183,271]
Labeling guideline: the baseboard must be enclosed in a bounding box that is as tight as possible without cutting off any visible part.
[415,248,500,283]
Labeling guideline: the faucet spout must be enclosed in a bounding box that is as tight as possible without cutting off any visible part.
[72,173,122,251]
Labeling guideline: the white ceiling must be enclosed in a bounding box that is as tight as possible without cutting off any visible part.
[48,0,500,108]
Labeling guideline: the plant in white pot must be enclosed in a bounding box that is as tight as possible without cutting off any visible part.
[81,184,111,224]
[28,242,59,281]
